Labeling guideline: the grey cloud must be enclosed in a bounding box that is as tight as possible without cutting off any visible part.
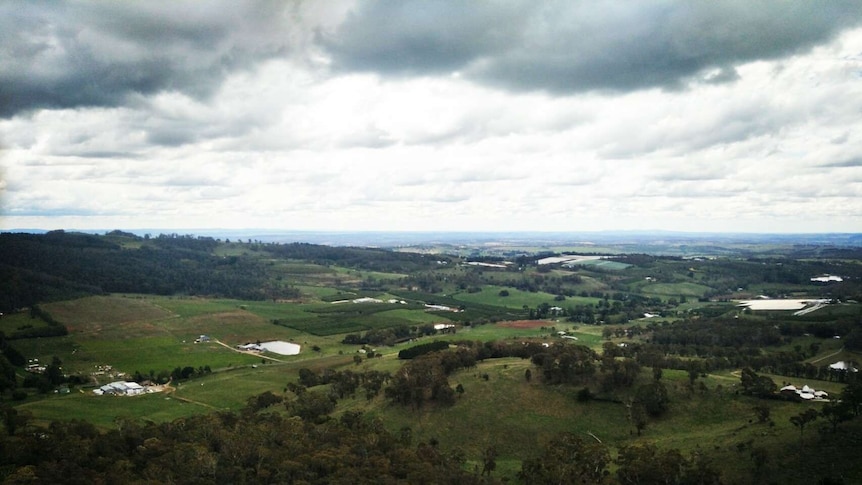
[0,1,299,118]
[322,1,530,75]
[325,1,862,94]
[821,157,862,167]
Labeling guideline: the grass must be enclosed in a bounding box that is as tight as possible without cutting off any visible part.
[43,295,176,338]
[0,311,54,336]
[452,285,601,309]
[18,391,207,429]
[11,292,861,482]
[566,259,632,270]
[71,338,263,376]
[637,281,715,298]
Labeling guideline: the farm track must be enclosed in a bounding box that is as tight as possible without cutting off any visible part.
[162,382,219,410]
[809,346,845,364]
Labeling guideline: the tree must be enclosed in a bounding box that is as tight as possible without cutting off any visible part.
[752,404,771,424]
[518,432,610,484]
[297,368,319,387]
[616,443,719,485]
[629,401,649,436]
[635,381,669,417]
[789,408,819,451]
[750,446,769,482]
[840,379,862,416]
[820,400,853,433]
[287,390,335,423]
[45,356,64,386]
[481,445,497,476]
[740,367,776,397]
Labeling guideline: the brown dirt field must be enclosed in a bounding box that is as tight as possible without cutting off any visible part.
[497,320,549,329]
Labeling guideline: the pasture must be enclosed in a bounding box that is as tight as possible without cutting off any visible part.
[635,281,714,298]
[451,285,601,309]
[0,310,55,336]
[18,392,207,429]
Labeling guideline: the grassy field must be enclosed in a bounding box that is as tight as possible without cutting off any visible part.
[635,281,715,298]
[345,357,830,482]
[451,285,602,309]
[0,311,55,335]
[566,259,632,270]
[18,392,207,429]
[43,295,176,338]
[11,290,862,483]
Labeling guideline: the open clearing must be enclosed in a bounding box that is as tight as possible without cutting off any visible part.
[498,320,550,329]
[44,295,175,337]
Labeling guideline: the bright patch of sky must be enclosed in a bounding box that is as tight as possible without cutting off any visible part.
[2,1,862,233]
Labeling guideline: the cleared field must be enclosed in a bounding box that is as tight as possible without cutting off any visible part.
[566,259,632,270]
[65,337,262,375]
[295,284,344,300]
[637,281,714,298]
[172,354,355,409]
[43,295,176,337]
[0,311,55,336]
[144,297,245,318]
[452,285,601,309]
[18,392,208,429]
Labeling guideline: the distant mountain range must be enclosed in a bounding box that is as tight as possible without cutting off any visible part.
[5,228,862,248]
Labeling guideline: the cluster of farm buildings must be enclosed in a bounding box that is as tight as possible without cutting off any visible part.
[93,381,152,396]
[779,361,857,401]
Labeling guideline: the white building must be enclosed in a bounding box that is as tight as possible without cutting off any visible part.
[94,381,145,396]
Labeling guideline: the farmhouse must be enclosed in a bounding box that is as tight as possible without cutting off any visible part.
[779,383,828,401]
[237,343,264,352]
[94,381,145,396]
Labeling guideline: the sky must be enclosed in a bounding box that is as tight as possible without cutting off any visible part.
[2,1,862,234]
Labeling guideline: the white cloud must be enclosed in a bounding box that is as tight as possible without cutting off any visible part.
[2,4,862,233]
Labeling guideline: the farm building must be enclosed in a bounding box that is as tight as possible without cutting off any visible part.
[829,361,859,372]
[737,299,829,311]
[94,381,145,396]
[811,275,843,283]
[237,341,301,355]
[779,384,828,401]
[259,341,301,355]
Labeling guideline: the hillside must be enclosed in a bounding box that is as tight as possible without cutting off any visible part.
[1,231,861,483]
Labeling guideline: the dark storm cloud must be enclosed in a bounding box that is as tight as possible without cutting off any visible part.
[0,1,296,118]
[325,0,862,93]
